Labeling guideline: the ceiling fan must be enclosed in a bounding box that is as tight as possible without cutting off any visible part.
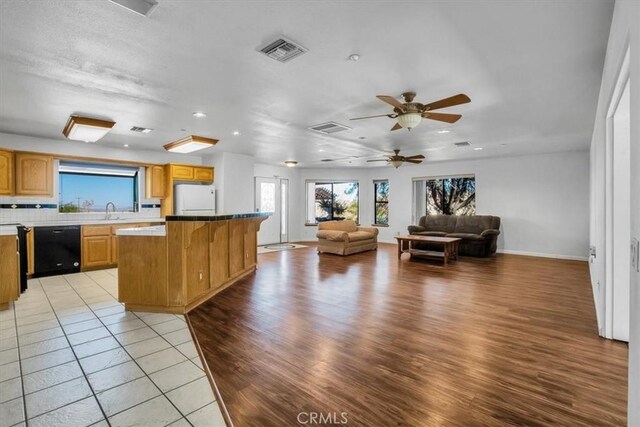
[367,149,425,168]
[351,92,471,131]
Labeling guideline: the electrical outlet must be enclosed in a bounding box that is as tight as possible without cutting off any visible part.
[632,238,639,272]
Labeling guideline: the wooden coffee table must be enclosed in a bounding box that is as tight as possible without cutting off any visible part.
[394,235,462,265]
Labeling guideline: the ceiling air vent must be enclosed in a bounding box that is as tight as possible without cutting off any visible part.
[308,122,352,135]
[108,0,158,17]
[259,36,307,63]
[454,141,471,147]
[130,126,152,134]
[321,159,334,162]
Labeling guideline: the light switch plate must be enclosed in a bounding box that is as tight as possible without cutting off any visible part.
[632,238,639,272]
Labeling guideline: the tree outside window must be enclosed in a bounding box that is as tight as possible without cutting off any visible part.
[313,182,359,223]
[426,176,475,215]
[373,180,389,225]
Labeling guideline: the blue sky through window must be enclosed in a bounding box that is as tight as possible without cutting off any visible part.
[59,173,136,212]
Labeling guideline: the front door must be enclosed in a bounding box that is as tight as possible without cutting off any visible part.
[255,177,289,246]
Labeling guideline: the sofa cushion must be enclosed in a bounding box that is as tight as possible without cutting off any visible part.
[453,216,497,234]
[422,215,457,233]
[348,231,375,242]
[447,232,486,242]
[316,230,349,242]
[318,220,358,233]
[414,231,447,237]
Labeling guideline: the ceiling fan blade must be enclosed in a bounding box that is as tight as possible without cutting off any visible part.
[404,154,426,160]
[377,95,406,111]
[350,114,394,121]
[404,159,424,164]
[422,112,462,123]
[422,94,471,111]
[366,159,389,162]
[390,123,402,131]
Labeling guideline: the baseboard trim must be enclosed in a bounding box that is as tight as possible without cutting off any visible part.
[497,249,588,262]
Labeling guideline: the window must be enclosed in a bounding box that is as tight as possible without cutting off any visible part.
[373,180,389,225]
[58,162,140,213]
[413,175,475,220]
[306,180,359,224]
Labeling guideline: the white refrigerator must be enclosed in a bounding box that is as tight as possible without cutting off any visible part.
[174,184,216,215]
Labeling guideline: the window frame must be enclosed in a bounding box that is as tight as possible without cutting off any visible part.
[58,162,140,214]
[411,174,476,221]
[372,179,389,227]
[305,179,360,225]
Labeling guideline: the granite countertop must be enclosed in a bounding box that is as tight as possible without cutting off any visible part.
[0,218,166,227]
[166,212,271,222]
[116,225,166,237]
[0,225,18,236]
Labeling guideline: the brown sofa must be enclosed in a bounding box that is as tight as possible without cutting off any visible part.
[317,220,378,255]
[408,215,500,257]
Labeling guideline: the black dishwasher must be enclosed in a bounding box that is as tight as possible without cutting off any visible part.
[34,225,81,277]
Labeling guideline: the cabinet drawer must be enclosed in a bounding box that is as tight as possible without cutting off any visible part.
[111,223,151,235]
[194,167,213,182]
[171,165,194,180]
[82,225,111,237]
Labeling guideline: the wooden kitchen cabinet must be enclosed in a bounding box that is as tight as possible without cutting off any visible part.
[0,150,14,195]
[161,164,215,216]
[193,167,213,182]
[0,235,20,310]
[15,153,53,196]
[170,164,195,180]
[82,236,111,269]
[145,165,166,199]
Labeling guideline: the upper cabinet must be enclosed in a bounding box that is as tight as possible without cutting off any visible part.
[145,165,166,199]
[0,150,14,195]
[15,153,53,196]
[169,164,213,183]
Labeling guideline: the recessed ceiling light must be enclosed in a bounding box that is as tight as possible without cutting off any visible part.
[192,112,207,118]
[474,147,483,151]
[164,135,219,154]
[318,149,324,152]
[123,144,129,148]
[233,131,240,136]
[348,54,360,61]
[437,129,450,134]
[284,160,298,168]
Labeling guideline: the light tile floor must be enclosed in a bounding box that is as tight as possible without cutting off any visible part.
[0,269,227,427]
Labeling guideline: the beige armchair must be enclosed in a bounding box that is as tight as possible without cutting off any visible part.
[316,220,378,255]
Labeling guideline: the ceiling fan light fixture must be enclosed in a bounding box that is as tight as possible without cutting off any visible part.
[284,160,298,167]
[389,159,403,168]
[163,135,219,154]
[397,113,422,130]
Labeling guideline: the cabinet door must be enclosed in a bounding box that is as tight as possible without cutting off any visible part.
[171,165,194,180]
[111,235,118,264]
[26,229,34,275]
[244,219,257,268]
[0,236,19,306]
[194,167,213,183]
[146,165,165,199]
[209,221,229,290]
[0,150,14,195]
[15,153,53,196]
[82,236,112,269]
[185,223,210,302]
[228,220,245,277]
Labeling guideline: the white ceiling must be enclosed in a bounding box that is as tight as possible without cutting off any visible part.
[0,0,613,167]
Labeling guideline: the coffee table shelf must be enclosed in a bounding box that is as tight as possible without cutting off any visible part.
[394,235,462,266]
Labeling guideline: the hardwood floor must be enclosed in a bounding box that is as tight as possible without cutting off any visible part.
[188,244,628,426]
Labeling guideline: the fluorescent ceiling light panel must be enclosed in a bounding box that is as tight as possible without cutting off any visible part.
[62,116,116,142]
[164,135,219,154]
[108,0,158,17]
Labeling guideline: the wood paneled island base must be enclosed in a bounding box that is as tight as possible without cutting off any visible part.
[117,213,269,314]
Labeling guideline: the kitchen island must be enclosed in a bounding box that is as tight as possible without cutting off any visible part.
[116,213,270,314]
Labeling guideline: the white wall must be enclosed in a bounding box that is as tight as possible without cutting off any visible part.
[297,151,590,260]
[202,152,254,214]
[589,1,639,423]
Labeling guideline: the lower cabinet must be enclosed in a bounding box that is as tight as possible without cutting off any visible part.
[0,235,20,310]
[81,223,151,270]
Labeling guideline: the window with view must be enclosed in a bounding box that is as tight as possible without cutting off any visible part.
[373,180,389,225]
[58,162,140,213]
[306,180,359,224]
[412,175,475,220]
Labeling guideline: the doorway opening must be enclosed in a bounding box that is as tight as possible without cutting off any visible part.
[255,177,289,246]
[605,47,631,341]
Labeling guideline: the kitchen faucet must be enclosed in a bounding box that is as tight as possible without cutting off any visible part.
[105,202,116,220]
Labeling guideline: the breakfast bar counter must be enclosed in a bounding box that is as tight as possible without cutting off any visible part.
[116,213,270,314]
